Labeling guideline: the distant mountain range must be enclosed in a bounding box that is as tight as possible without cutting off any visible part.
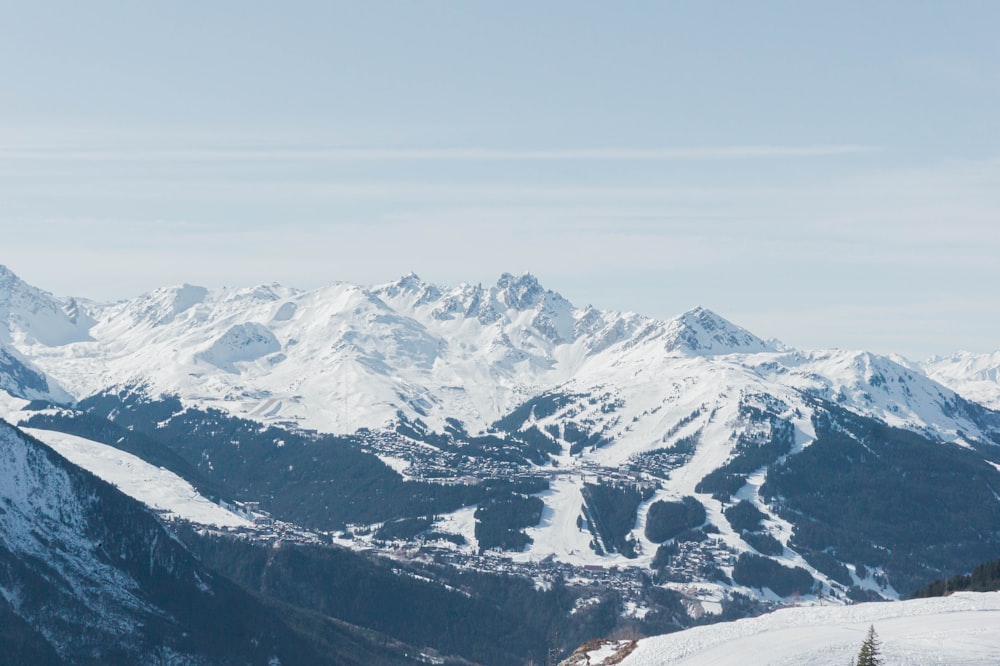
[3,263,1000,663]
[3,263,997,431]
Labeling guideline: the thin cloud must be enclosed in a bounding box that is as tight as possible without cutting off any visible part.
[0,145,881,163]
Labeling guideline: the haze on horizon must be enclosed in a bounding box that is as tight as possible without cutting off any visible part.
[1,1,998,359]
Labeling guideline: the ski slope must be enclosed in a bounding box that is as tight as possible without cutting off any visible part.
[609,592,1000,665]
[24,427,251,528]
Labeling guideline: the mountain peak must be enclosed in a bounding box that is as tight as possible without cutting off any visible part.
[496,271,538,287]
[665,306,773,355]
[117,283,209,327]
[494,272,560,311]
[0,264,31,295]
[394,272,426,290]
[373,273,442,307]
[0,265,93,347]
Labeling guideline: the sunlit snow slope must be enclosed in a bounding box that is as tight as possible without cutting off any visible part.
[612,592,1000,666]
[924,351,1000,410]
[23,427,250,528]
[6,265,992,444]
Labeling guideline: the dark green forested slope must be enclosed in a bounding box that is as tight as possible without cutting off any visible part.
[911,557,1000,599]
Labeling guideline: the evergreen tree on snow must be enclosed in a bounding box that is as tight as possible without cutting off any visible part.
[854,625,883,666]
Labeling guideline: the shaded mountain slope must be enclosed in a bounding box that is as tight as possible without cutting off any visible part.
[0,419,420,665]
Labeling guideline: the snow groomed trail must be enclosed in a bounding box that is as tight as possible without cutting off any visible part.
[618,592,1000,665]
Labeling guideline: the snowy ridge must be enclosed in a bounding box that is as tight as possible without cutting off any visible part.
[14,267,990,442]
[488,358,813,579]
[0,418,405,664]
[23,427,251,528]
[924,351,1000,410]
[0,341,68,402]
[0,264,92,347]
[746,348,989,439]
[606,591,1000,665]
[0,264,80,403]
[662,306,774,355]
[195,321,282,372]
[0,420,172,659]
[0,423,149,610]
[17,271,743,434]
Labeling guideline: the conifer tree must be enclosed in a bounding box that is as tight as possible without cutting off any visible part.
[854,625,882,666]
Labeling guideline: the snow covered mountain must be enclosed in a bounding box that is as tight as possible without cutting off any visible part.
[0,342,62,402]
[923,351,1000,411]
[0,419,418,664]
[0,264,92,348]
[0,265,80,403]
[4,263,1000,624]
[10,270,785,435]
[12,267,987,440]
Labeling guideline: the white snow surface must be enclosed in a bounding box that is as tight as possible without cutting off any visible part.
[0,264,93,347]
[1,271,787,437]
[23,427,251,528]
[586,641,634,664]
[515,475,597,566]
[617,592,1000,666]
[5,268,989,445]
[924,351,1000,410]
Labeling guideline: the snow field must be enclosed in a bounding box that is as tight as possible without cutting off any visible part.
[618,592,1000,666]
[24,428,251,528]
[514,475,599,566]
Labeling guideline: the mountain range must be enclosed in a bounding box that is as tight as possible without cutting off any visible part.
[3,264,998,434]
[3,263,1000,662]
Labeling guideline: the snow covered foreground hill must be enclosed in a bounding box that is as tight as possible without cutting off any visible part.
[568,591,1000,666]
[4,263,1000,618]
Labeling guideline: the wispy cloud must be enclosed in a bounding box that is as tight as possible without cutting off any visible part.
[0,144,880,163]
[4,150,998,359]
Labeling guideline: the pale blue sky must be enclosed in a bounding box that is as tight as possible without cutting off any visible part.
[1,2,998,358]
